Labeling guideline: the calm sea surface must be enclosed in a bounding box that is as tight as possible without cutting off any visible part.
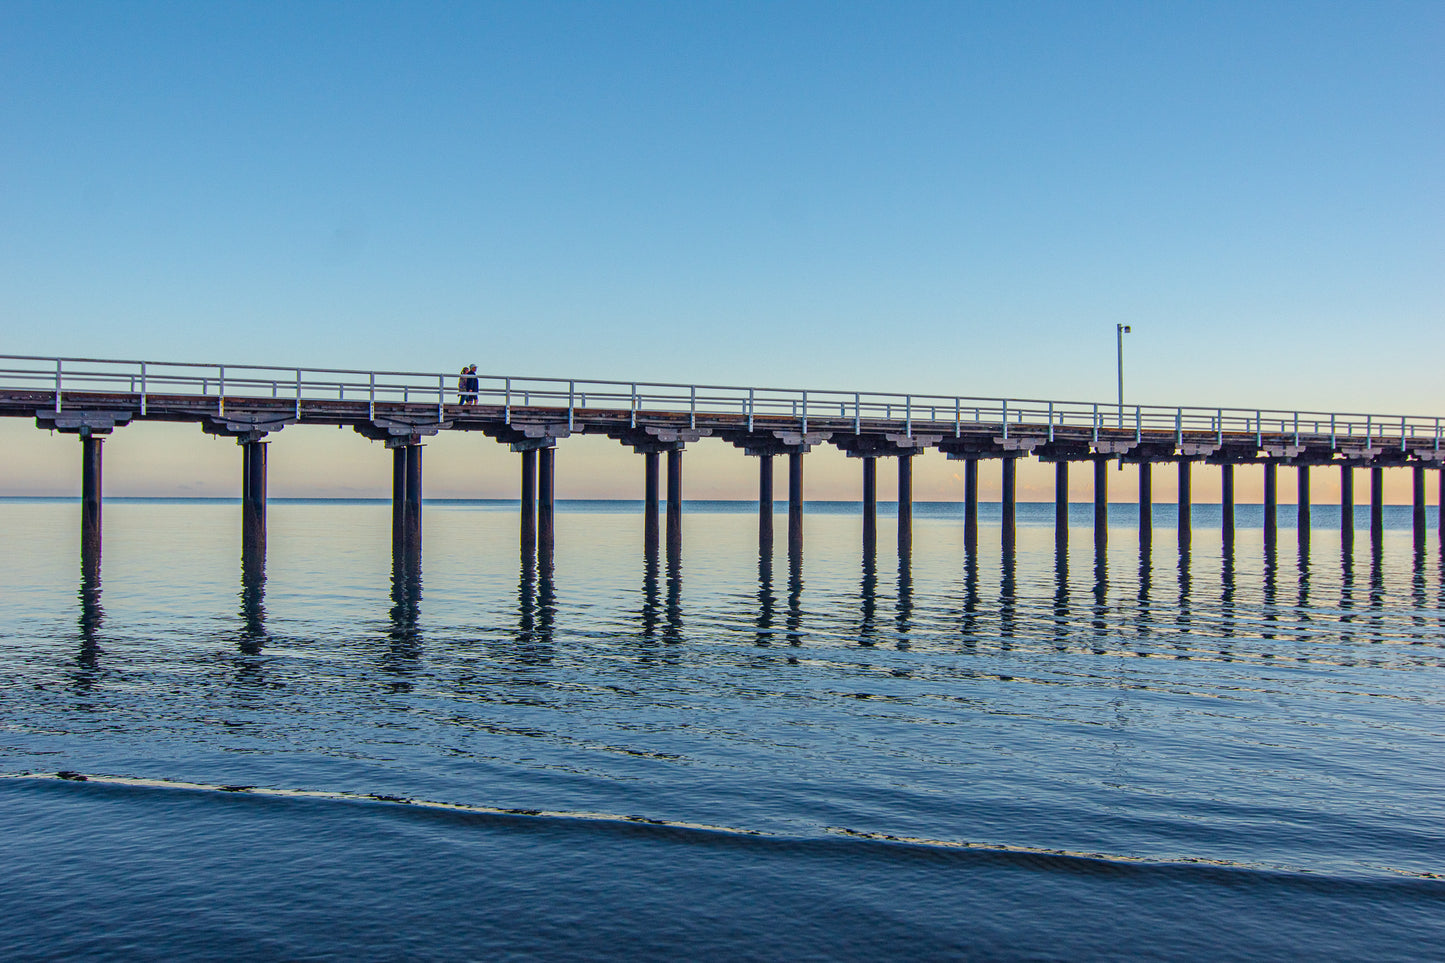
[2,497,1442,960]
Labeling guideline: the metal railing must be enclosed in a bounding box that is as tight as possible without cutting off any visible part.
[2,353,1440,452]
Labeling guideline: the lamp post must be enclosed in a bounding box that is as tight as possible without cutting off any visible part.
[1116,324,1131,428]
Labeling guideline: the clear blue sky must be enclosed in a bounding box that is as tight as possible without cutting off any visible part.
[1,1,1442,500]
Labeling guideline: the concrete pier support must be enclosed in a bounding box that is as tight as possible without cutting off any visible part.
[538,446,555,560]
[1370,467,1384,544]
[520,448,537,558]
[1055,461,1068,548]
[404,444,422,557]
[788,452,804,555]
[1221,463,1235,546]
[392,444,423,561]
[81,436,104,570]
[963,459,979,551]
[1177,461,1191,551]
[1001,456,1017,550]
[862,456,877,555]
[759,455,774,555]
[1093,457,1108,550]
[667,448,684,557]
[1264,462,1278,549]
[898,455,913,554]
[1412,466,1426,548]
[1138,461,1152,549]
[643,452,660,554]
[241,440,268,566]
[1297,465,1311,552]
[1341,465,1354,549]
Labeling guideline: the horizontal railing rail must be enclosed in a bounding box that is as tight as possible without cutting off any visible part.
[1,353,1440,451]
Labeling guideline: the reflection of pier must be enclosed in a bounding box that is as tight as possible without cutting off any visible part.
[8,354,1440,599]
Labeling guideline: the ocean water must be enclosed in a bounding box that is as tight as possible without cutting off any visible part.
[1,497,1442,960]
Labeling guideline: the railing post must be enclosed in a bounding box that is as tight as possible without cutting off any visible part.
[1216,408,1222,445]
[1002,399,1009,440]
[631,383,638,429]
[747,387,754,432]
[954,397,960,437]
[294,370,302,419]
[505,378,512,424]
[1175,408,1182,447]
[855,393,862,435]
[140,362,148,416]
[1293,412,1299,447]
[219,366,225,415]
[569,380,576,431]
[801,390,808,433]
[437,374,444,420]
[1330,413,1336,448]
[1255,410,1262,448]
[1048,401,1054,442]
[905,395,912,438]
[54,358,62,412]
[1135,406,1141,444]
[369,372,376,420]
[1366,415,1372,449]
[1401,415,1407,452]
[1092,403,1099,444]
[689,384,695,430]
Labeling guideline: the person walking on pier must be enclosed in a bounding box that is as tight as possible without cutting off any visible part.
[457,366,470,405]
[465,364,479,404]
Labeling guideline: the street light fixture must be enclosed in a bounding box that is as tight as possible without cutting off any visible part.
[1116,324,1131,428]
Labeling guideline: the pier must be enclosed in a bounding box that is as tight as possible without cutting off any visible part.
[3,354,1442,577]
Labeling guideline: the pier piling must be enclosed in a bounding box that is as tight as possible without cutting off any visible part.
[963,459,979,552]
[1371,467,1384,545]
[404,444,422,558]
[81,435,103,570]
[1221,463,1235,547]
[1264,463,1278,550]
[862,456,877,555]
[1297,465,1310,553]
[1093,457,1108,551]
[1341,465,1354,550]
[1001,456,1016,550]
[1138,461,1152,550]
[241,440,267,566]
[1412,466,1426,548]
[538,446,555,560]
[759,454,774,555]
[667,448,683,557]
[521,448,537,558]
[1177,461,1191,552]
[898,454,914,554]
[788,452,804,555]
[644,452,660,554]
[1055,460,1068,549]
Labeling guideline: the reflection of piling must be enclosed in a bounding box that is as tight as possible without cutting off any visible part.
[81,435,103,573]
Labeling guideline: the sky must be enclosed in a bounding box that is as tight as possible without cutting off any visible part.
[1,1,1441,501]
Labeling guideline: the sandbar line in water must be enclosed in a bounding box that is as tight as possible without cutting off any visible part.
[7,770,1437,883]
